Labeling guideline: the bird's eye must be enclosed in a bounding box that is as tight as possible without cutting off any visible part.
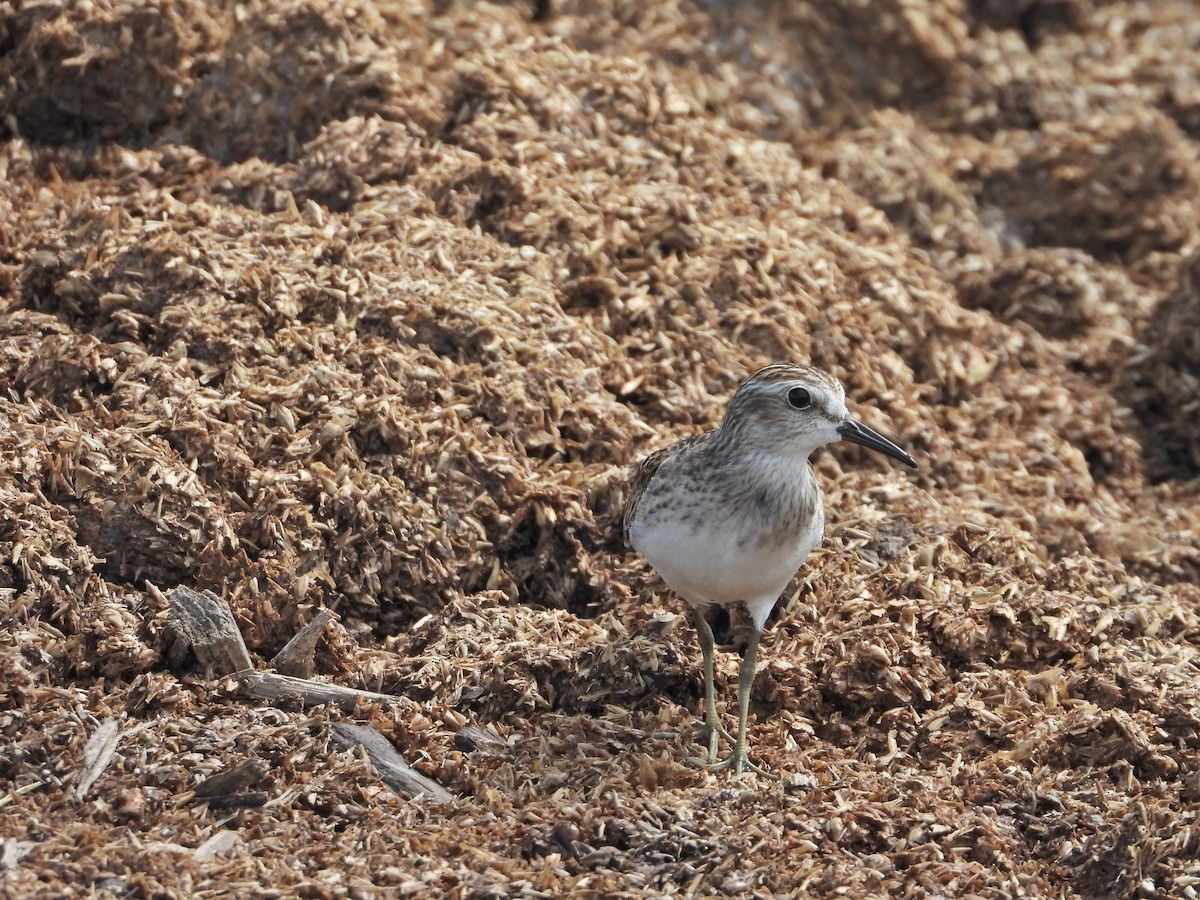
[787,387,811,409]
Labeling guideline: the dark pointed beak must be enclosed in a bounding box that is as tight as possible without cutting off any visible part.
[837,417,917,468]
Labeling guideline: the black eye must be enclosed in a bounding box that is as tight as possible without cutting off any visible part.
[787,387,811,409]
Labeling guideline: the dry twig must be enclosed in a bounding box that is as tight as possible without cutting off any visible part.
[237,671,398,711]
[331,723,452,802]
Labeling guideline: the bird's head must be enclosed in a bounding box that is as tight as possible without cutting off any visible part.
[720,363,917,468]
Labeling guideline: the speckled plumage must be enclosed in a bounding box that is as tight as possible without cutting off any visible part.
[624,427,823,632]
[624,363,916,774]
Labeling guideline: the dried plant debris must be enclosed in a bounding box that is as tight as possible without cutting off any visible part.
[1122,248,1200,480]
[1,0,1200,897]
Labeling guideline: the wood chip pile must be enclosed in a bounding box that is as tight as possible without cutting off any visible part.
[1,1,1198,896]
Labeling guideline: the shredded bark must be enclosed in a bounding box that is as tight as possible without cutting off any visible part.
[1,1,1199,896]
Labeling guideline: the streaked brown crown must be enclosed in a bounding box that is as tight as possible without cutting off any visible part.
[741,363,842,392]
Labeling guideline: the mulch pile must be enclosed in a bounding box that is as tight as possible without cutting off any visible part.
[1,1,1198,896]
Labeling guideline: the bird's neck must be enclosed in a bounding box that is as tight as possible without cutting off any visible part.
[704,432,821,505]
[706,440,823,539]
[707,422,823,474]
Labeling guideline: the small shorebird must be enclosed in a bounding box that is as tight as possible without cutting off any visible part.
[624,364,917,774]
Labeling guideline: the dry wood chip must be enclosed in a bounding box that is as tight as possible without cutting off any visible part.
[167,587,254,676]
[330,723,452,803]
[71,719,122,801]
[195,758,269,797]
[270,608,336,677]
[193,830,245,863]
[453,725,508,753]
[1,839,35,871]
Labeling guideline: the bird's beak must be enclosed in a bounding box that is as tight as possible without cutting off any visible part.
[837,417,918,468]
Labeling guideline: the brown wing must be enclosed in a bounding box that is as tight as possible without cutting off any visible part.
[623,432,713,547]
[622,445,673,548]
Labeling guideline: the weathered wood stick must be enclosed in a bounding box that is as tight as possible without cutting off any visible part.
[237,670,397,711]
[331,722,453,802]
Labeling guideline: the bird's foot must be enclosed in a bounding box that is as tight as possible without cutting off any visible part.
[696,719,733,764]
[707,747,777,778]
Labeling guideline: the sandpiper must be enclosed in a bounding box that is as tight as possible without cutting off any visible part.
[624,364,917,774]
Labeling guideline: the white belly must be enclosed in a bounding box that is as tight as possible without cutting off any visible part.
[630,499,824,631]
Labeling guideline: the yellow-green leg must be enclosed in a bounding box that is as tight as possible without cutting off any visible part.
[691,607,732,763]
[711,628,774,776]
